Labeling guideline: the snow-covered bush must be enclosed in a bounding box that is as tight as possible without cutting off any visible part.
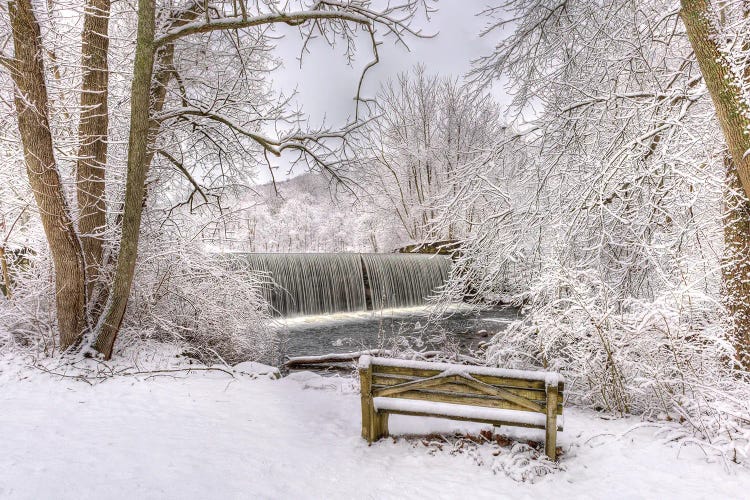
[486,266,729,414]
[484,263,750,464]
[0,236,277,365]
[0,248,57,355]
[121,240,278,365]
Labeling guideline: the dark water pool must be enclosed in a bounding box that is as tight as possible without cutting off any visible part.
[276,306,521,361]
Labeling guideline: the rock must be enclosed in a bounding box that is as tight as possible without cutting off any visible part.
[233,361,281,380]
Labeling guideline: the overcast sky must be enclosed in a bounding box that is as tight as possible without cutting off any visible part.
[263,2,506,181]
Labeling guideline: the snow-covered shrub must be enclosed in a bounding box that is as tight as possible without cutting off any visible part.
[484,263,750,464]
[486,266,730,414]
[0,237,277,365]
[0,248,57,355]
[121,240,278,365]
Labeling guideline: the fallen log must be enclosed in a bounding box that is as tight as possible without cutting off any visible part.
[284,349,393,368]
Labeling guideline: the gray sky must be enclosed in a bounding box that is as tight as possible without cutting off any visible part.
[263,2,506,181]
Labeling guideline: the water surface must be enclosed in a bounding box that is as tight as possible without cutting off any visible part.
[278,305,521,361]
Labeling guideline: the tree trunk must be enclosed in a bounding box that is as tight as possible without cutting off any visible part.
[9,0,87,349]
[90,1,200,358]
[0,246,11,299]
[722,157,750,367]
[681,0,750,199]
[92,0,156,359]
[681,0,750,367]
[77,0,111,305]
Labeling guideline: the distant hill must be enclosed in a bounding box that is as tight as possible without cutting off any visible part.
[219,171,410,253]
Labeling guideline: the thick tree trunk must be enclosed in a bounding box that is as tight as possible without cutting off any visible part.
[77,0,111,304]
[681,0,750,199]
[90,2,200,358]
[9,0,87,349]
[681,0,750,367]
[722,157,750,367]
[92,0,156,359]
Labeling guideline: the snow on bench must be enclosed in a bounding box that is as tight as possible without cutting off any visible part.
[359,356,564,460]
[361,355,565,387]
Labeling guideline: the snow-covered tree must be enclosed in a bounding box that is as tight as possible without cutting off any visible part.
[679,0,750,366]
[353,66,504,243]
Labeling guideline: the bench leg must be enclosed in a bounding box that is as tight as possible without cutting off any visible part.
[363,411,389,442]
[545,385,559,461]
[360,363,377,443]
[362,403,377,443]
[376,412,389,439]
[545,416,557,461]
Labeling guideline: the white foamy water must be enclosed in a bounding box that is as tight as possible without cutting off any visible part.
[238,252,452,316]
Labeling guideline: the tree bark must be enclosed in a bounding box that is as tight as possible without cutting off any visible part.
[0,246,11,299]
[722,157,750,367]
[681,0,750,367]
[92,0,156,359]
[681,0,750,199]
[90,1,202,358]
[9,0,87,349]
[77,0,111,304]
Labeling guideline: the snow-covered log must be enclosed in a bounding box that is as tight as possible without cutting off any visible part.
[285,350,393,368]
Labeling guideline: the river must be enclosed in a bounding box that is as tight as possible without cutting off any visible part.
[276,305,522,363]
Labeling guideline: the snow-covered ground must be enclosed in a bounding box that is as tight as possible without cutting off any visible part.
[1,354,748,500]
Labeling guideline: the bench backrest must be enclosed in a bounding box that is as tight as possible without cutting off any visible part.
[360,356,563,415]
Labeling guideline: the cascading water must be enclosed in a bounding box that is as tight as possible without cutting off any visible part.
[244,253,366,316]
[360,254,451,311]
[241,253,451,317]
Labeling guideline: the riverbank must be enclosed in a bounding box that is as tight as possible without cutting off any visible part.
[1,349,747,499]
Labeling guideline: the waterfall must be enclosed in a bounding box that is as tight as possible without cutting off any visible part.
[245,253,366,316]
[241,253,451,317]
[360,254,451,311]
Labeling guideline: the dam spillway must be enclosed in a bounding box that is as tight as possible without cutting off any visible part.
[241,253,452,317]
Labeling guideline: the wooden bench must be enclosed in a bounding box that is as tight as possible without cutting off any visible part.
[358,356,564,460]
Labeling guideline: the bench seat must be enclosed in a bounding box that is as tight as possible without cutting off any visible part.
[373,397,564,431]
